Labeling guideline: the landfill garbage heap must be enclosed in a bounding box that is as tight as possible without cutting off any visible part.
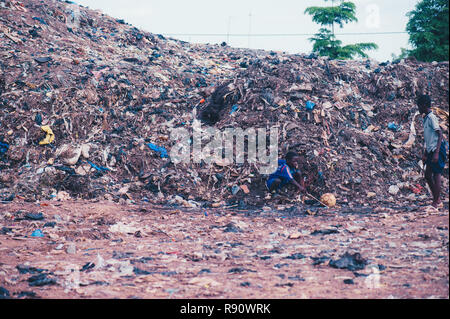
[0,0,448,208]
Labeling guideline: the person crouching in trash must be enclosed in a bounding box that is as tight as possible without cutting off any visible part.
[266,151,307,195]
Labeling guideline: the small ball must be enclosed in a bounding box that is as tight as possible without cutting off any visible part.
[320,193,336,207]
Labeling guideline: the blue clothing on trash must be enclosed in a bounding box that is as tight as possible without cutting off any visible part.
[266,159,298,190]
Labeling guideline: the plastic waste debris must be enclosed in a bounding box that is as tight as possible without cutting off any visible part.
[35,113,42,125]
[231,185,240,195]
[147,143,168,158]
[230,104,239,115]
[28,273,56,287]
[0,141,8,155]
[24,212,44,220]
[240,184,250,194]
[32,17,47,25]
[388,122,401,132]
[305,101,315,110]
[34,57,52,64]
[39,125,55,145]
[80,262,95,272]
[329,252,367,271]
[0,286,10,299]
[86,160,110,172]
[31,229,44,237]
[388,185,400,195]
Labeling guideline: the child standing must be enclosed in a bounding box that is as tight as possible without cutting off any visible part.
[417,94,447,208]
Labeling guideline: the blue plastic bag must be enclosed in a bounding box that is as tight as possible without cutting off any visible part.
[31,229,44,238]
[388,122,401,132]
[147,143,168,158]
[305,101,315,110]
[0,141,8,155]
[32,17,47,25]
[86,161,110,172]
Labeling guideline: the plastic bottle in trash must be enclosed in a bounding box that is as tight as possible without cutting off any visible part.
[31,229,44,237]
[388,122,401,132]
[305,101,315,110]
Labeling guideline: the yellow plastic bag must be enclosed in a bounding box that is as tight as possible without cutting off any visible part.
[39,125,55,145]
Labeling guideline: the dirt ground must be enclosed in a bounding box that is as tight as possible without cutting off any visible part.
[0,199,448,299]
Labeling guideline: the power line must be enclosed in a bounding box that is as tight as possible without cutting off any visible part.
[162,31,410,37]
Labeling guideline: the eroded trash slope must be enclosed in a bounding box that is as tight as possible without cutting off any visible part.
[0,0,448,208]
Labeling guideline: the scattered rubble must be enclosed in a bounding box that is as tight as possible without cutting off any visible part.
[0,200,447,298]
[329,252,367,271]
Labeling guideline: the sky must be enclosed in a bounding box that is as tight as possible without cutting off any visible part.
[74,0,420,62]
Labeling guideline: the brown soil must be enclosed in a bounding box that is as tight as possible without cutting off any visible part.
[0,199,448,299]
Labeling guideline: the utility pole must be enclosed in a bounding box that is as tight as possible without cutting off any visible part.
[227,16,232,43]
[331,0,335,37]
[248,11,252,48]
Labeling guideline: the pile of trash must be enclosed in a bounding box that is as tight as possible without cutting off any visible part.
[196,53,449,207]
[0,0,448,208]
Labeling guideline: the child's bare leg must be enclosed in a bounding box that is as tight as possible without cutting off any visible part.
[269,178,282,192]
[425,165,436,204]
[432,173,442,207]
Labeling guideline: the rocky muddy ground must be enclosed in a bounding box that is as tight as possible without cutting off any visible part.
[0,199,448,299]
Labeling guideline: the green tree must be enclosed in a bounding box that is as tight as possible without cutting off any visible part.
[406,0,449,62]
[305,0,378,59]
[391,48,409,62]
